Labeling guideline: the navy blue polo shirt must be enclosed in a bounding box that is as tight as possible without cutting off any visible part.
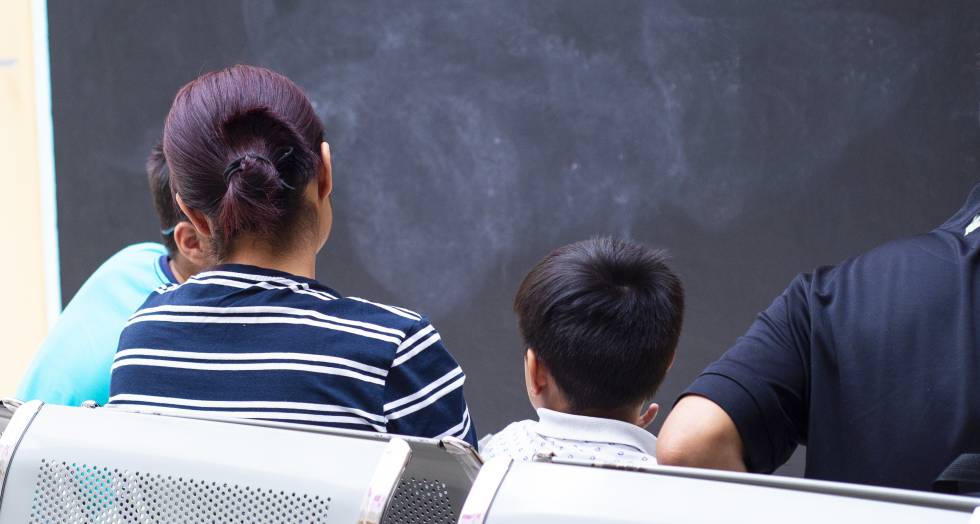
[682,184,980,491]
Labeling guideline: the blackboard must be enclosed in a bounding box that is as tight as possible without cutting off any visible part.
[48,0,980,475]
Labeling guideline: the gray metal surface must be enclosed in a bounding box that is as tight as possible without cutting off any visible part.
[0,399,24,435]
[0,404,397,523]
[30,459,333,522]
[0,399,22,429]
[379,436,481,524]
[0,407,11,437]
[362,439,413,524]
[590,460,980,513]
[101,407,482,523]
[384,476,456,524]
[474,460,979,524]
[0,400,41,507]
[458,458,512,524]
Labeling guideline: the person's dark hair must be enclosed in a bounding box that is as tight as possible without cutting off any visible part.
[163,64,325,259]
[146,142,184,257]
[514,237,685,413]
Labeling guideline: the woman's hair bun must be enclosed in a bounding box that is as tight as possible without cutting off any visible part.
[162,65,325,258]
[217,107,312,238]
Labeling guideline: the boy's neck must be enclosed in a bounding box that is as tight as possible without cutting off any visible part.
[541,403,639,426]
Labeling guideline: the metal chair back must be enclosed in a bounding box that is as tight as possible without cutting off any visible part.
[0,402,410,523]
[459,456,980,524]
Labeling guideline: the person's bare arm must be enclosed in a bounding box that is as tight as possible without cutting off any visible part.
[656,395,747,472]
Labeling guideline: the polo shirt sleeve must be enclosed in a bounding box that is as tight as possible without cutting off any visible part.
[681,273,813,473]
[382,317,477,447]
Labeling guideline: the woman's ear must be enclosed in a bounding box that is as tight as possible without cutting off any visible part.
[318,141,333,200]
[176,194,212,237]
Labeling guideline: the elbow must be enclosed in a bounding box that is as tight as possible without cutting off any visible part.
[655,396,747,472]
[657,429,746,472]
[656,431,705,468]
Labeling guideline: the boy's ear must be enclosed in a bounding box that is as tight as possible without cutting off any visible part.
[173,221,209,274]
[176,194,212,237]
[525,348,548,396]
[637,403,660,429]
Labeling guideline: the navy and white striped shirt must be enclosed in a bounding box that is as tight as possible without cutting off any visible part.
[108,264,476,446]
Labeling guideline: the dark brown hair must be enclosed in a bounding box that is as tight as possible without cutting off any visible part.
[163,65,325,259]
[514,237,685,412]
[146,142,184,257]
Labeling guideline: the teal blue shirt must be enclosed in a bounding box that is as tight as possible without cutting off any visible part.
[17,243,177,406]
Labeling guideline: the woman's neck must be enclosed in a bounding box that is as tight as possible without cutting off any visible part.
[223,238,317,279]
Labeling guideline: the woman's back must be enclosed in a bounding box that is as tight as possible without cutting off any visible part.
[109,263,475,444]
[106,64,475,446]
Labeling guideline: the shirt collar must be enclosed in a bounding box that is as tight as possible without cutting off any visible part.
[534,408,657,455]
[209,263,342,297]
[158,255,178,285]
[939,182,980,234]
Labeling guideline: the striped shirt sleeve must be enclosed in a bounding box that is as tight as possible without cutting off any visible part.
[382,318,477,447]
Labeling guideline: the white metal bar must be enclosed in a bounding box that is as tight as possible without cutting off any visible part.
[31,0,61,324]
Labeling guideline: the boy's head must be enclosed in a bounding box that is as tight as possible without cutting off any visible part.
[147,142,183,256]
[514,237,684,426]
[146,142,208,281]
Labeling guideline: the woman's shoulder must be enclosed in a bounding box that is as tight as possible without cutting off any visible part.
[145,264,437,337]
[327,295,434,341]
[339,296,425,324]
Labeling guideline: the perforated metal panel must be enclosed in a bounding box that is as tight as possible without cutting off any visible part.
[30,459,331,523]
[381,476,454,524]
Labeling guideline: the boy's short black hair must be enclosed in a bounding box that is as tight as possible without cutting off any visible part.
[146,142,185,257]
[514,237,684,412]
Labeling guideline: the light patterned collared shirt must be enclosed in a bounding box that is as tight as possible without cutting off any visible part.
[480,408,657,466]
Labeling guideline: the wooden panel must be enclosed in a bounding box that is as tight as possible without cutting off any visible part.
[0,0,51,395]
